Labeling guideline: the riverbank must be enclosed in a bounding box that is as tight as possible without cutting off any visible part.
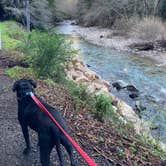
[74,25,166,66]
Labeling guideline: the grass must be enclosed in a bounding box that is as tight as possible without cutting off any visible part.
[0,21,26,49]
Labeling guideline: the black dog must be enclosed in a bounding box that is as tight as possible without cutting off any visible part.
[13,79,75,166]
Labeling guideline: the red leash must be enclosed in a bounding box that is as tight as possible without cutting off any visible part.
[29,92,98,166]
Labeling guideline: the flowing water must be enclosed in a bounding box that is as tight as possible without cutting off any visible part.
[56,21,166,143]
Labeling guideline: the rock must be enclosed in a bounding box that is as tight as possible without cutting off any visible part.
[71,21,77,25]
[126,85,139,92]
[129,92,139,99]
[87,84,96,93]
[135,100,146,112]
[150,126,159,130]
[75,65,87,72]
[112,99,118,106]
[95,87,109,95]
[75,75,89,83]
[112,80,128,91]
[100,35,104,38]
[72,59,84,66]
[117,99,149,134]
[65,62,74,71]
[112,82,121,90]
[94,79,110,88]
[156,40,166,50]
[102,80,110,87]
[130,42,154,51]
[112,106,118,112]
[67,70,83,80]
[94,82,105,90]
[87,81,109,94]
[86,64,91,67]
[84,70,100,80]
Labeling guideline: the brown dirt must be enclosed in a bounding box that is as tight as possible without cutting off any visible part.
[0,53,166,166]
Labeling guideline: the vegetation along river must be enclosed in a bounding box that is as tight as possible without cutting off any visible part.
[56,21,166,144]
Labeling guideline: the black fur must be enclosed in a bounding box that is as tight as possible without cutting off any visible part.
[13,79,75,166]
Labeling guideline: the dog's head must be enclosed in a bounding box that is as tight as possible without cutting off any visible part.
[13,79,37,100]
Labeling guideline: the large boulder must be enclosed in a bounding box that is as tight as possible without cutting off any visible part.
[67,70,83,80]
[112,80,128,90]
[126,85,139,92]
[84,70,100,81]
[94,79,110,88]
[75,75,89,83]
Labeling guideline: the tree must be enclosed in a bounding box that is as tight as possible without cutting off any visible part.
[159,0,166,19]
[0,0,58,30]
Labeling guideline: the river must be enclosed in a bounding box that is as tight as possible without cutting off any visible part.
[56,21,166,143]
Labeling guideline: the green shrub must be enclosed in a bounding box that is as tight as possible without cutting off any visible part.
[20,30,74,82]
[65,81,96,111]
[94,94,115,122]
[66,82,116,122]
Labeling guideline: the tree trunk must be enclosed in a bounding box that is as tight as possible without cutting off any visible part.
[0,28,2,49]
[153,0,161,16]
[25,0,30,31]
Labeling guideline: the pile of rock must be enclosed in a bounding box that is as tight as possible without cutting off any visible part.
[66,59,110,95]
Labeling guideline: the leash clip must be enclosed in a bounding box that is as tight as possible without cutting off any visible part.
[26,92,33,96]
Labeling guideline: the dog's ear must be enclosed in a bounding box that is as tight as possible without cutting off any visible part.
[12,81,18,92]
[29,80,37,88]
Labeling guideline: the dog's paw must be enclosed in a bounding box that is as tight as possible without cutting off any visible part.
[23,147,31,155]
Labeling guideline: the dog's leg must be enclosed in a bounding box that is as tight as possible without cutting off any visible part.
[55,139,64,166]
[39,134,53,166]
[65,145,75,166]
[61,139,75,166]
[20,124,31,155]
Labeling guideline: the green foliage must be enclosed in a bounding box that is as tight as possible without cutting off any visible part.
[65,81,96,111]
[65,81,117,122]
[116,147,125,158]
[94,94,115,122]
[0,21,26,49]
[65,81,119,123]
[20,30,74,82]
[5,66,34,79]
[130,142,137,154]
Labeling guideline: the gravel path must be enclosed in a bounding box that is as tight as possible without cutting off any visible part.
[0,74,83,166]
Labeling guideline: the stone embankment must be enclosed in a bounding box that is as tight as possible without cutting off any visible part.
[66,58,149,134]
